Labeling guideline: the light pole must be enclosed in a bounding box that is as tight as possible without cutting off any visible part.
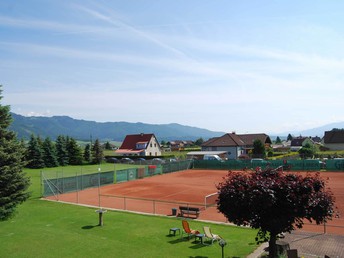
[219,239,227,258]
[98,166,101,208]
[96,165,107,226]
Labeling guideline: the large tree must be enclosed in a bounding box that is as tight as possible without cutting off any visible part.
[26,134,45,169]
[0,86,30,220]
[217,168,334,258]
[67,137,83,165]
[56,135,68,166]
[104,141,112,150]
[91,138,103,164]
[298,143,315,159]
[42,137,58,168]
[195,137,204,146]
[83,144,91,163]
[252,139,266,158]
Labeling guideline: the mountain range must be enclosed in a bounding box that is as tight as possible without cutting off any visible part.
[9,113,225,142]
[278,121,344,138]
[9,113,344,142]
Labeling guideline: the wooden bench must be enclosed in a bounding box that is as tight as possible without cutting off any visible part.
[179,206,200,218]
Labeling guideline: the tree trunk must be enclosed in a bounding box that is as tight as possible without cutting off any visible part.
[269,233,277,258]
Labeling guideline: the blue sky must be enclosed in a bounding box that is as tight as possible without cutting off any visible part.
[1,1,344,134]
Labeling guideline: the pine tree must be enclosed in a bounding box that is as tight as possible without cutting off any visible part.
[104,141,112,150]
[42,137,58,167]
[67,137,83,165]
[26,134,45,168]
[0,86,30,220]
[92,139,103,164]
[83,144,91,163]
[56,135,68,166]
[252,139,266,158]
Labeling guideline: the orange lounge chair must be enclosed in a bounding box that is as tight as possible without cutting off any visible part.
[181,220,200,240]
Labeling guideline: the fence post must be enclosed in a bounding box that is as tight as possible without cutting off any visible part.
[98,168,101,208]
[114,163,117,183]
[56,171,59,200]
[76,171,79,204]
[40,170,43,197]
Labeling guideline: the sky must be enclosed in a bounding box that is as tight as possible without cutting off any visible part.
[1,1,344,135]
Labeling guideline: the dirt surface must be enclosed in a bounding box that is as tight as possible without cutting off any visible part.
[45,169,344,235]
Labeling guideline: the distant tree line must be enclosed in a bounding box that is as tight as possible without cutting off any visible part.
[25,134,104,169]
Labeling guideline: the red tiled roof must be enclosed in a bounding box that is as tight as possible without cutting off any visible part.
[119,133,155,150]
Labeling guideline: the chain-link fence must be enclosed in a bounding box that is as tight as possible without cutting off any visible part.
[193,159,340,171]
[42,160,194,197]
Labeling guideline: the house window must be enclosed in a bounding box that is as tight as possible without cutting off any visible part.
[154,143,156,147]
[136,142,147,149]
[150,152,152,156]
[150,143,152,147]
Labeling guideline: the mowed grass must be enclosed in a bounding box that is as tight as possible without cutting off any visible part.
[0,166,259,258]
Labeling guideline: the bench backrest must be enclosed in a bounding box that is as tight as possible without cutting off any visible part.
[179,206,200,212]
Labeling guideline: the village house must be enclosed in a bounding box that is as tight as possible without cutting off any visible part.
[115,133,162,156]
[272,140,291,153]
[290,136,314,151]
[169,140,194,151]
[323,130,344,150]
[201,132,272,159]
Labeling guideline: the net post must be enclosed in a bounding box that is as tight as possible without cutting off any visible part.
[40,170,43,197]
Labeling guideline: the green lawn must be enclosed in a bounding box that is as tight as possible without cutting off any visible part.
[0,167,259,258]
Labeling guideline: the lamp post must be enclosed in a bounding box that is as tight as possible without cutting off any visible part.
[219,239,227,258]
[98,166,101,208]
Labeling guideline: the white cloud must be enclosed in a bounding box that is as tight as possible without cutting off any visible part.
[2,1,344,133]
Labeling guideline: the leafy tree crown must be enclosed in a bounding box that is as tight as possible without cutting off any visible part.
[216,168,334,257]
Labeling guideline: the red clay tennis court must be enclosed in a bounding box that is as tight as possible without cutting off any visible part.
[45,169,344,235]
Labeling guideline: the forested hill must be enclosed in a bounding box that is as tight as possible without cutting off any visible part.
[9,113,225,142]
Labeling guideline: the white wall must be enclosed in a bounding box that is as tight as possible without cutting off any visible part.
[324,143,344,151]
[145,136,162,156]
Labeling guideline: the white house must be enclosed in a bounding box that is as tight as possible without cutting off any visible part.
[115,133,162,156]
